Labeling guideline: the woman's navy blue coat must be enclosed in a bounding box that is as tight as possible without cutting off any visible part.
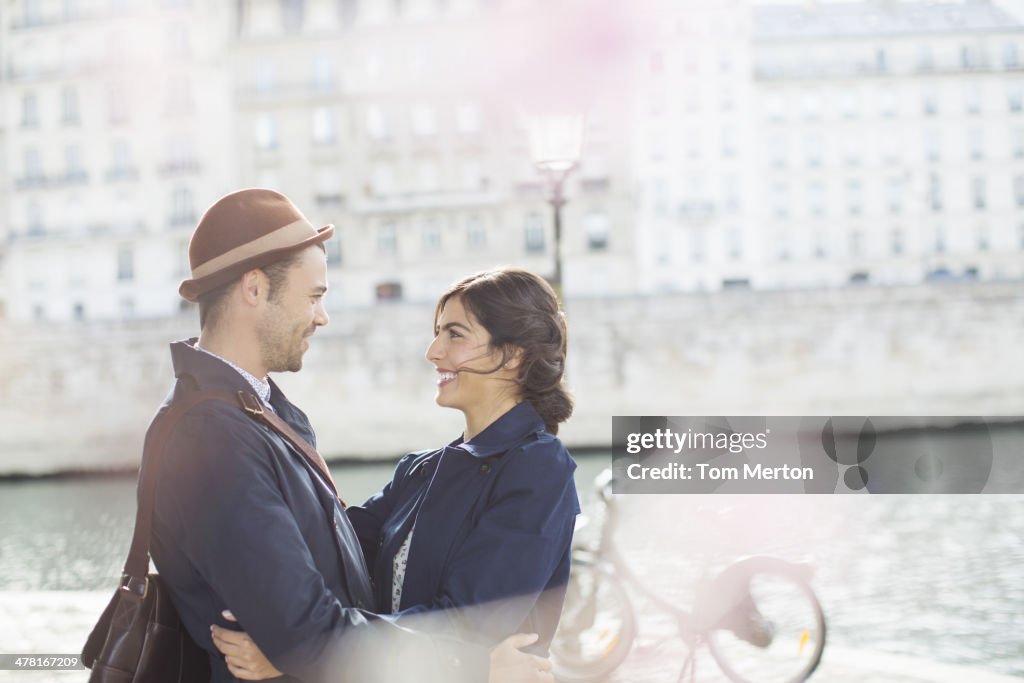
[346,401,580,651]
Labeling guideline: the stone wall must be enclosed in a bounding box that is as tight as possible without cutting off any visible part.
[0,283,1021,475]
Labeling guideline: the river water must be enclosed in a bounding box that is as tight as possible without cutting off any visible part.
[0,454,1021,676]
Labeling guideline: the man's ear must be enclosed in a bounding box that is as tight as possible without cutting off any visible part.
[240,269,266,306]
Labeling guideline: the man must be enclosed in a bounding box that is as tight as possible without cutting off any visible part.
[150,188,549,683]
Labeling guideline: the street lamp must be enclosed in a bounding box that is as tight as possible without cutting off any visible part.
[527,113,583,298]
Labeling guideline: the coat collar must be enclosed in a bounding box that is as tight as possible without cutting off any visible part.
[449,401,547,459]
[170,338,293,406]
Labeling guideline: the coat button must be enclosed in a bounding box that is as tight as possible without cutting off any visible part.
[449,655,461,668]
[480,463,491,474]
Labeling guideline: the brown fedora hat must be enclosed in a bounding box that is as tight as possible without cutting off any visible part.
[179,188,334,302]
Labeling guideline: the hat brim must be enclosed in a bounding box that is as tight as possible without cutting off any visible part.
[179,224,334,303]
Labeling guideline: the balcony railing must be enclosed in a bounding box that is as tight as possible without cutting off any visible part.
[157,160,202,177]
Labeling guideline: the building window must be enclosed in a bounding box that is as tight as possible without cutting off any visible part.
[461,160,483,191]
[930,173,943,211]
[411,105,436,137]
[117,246,134,281]
[849,230,864,257]
[170,187,194,225]
[312,55,334,91]
[1005,43,1020,69]
[61,87,79,125]
[21,92,38,127]
[925,129,941,162]
[27,202,44,235]
[24,147,43,181]
[282,0,305,31]
[584,211,610,251]
[1018,223,1024,248]
[723,175,740,213]
[421,220,440,251]
[808,181,825,218]
[455,103,480,135]
[314,166,342,205]
[968,128,984,160]
[772,183,789,219]
[65,144,84,179]
[876,47,888,73]
[846,179,863,216]
[801,93,821,120]
[691,229,706,262]
[891,229,904,255]
[108,84,128,124]
[377,222,397,255]
[917,45,934,71]
[965,85,981,115]
[885,178,902,214]
[878,90,896,117]
[1009,87,1023,113]
[312,107,336,144]
[165,24,190,59]
[254,60,277,94]
[375,282,403,302]
[769,135,787,167]
[325,235,341,265]
[1015,129,1024,159]
[1015,175,1024,207]
[366,104,390,140]
[111,140,133,177]
[961,45,980,71]
[843,135,861,166]
[164,76,194,116]
[467,216,486,250]
[255,113,278,150]
[838,91,858,119]
[721,127,736,158]
[370,163,395,195]
[72,302,86,321]
[525,213,545,253]
[972,177,987,210]
[922,91,938,116]
[977,225,989,251]
[416,159,439,192]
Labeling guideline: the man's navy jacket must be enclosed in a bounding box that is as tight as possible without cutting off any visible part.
[150,339,486,683]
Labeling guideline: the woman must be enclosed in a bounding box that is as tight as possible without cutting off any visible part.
[213,267,579,678]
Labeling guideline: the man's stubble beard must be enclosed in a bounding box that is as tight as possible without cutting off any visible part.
[257,302,305,374]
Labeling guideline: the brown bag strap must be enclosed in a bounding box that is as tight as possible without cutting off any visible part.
[124,389,344,589]
[236,391,344,506]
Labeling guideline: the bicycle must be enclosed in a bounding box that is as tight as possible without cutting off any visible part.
[551,469,826,683]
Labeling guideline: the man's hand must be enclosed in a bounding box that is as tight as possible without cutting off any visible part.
[489,633,554,683]
[210,610,284,681]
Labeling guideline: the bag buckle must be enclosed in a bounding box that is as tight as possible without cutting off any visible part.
[120,574,149,600]
[237,391,264,416]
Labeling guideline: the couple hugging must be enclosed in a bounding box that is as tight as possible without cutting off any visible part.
[147,189,578,683]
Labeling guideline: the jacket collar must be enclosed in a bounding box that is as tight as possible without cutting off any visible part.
[450,401,547,459]
[170,337,262,397]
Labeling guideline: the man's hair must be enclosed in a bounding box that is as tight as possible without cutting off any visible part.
[196,244,323,330]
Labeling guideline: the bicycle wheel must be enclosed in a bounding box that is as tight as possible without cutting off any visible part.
[705,563,826,683]
[550,557,637,683]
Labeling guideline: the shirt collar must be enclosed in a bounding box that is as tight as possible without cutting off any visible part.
[193,343,272,405]
[170,338,273,406]
[451,402,547,459]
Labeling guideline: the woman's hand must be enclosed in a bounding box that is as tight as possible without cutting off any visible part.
[210,610,283,680]
[489,633,554,683]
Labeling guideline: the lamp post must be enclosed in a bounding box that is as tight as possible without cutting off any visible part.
[527,113,583,298]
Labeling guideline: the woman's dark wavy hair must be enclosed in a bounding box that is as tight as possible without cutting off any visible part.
[434,267,573,434]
